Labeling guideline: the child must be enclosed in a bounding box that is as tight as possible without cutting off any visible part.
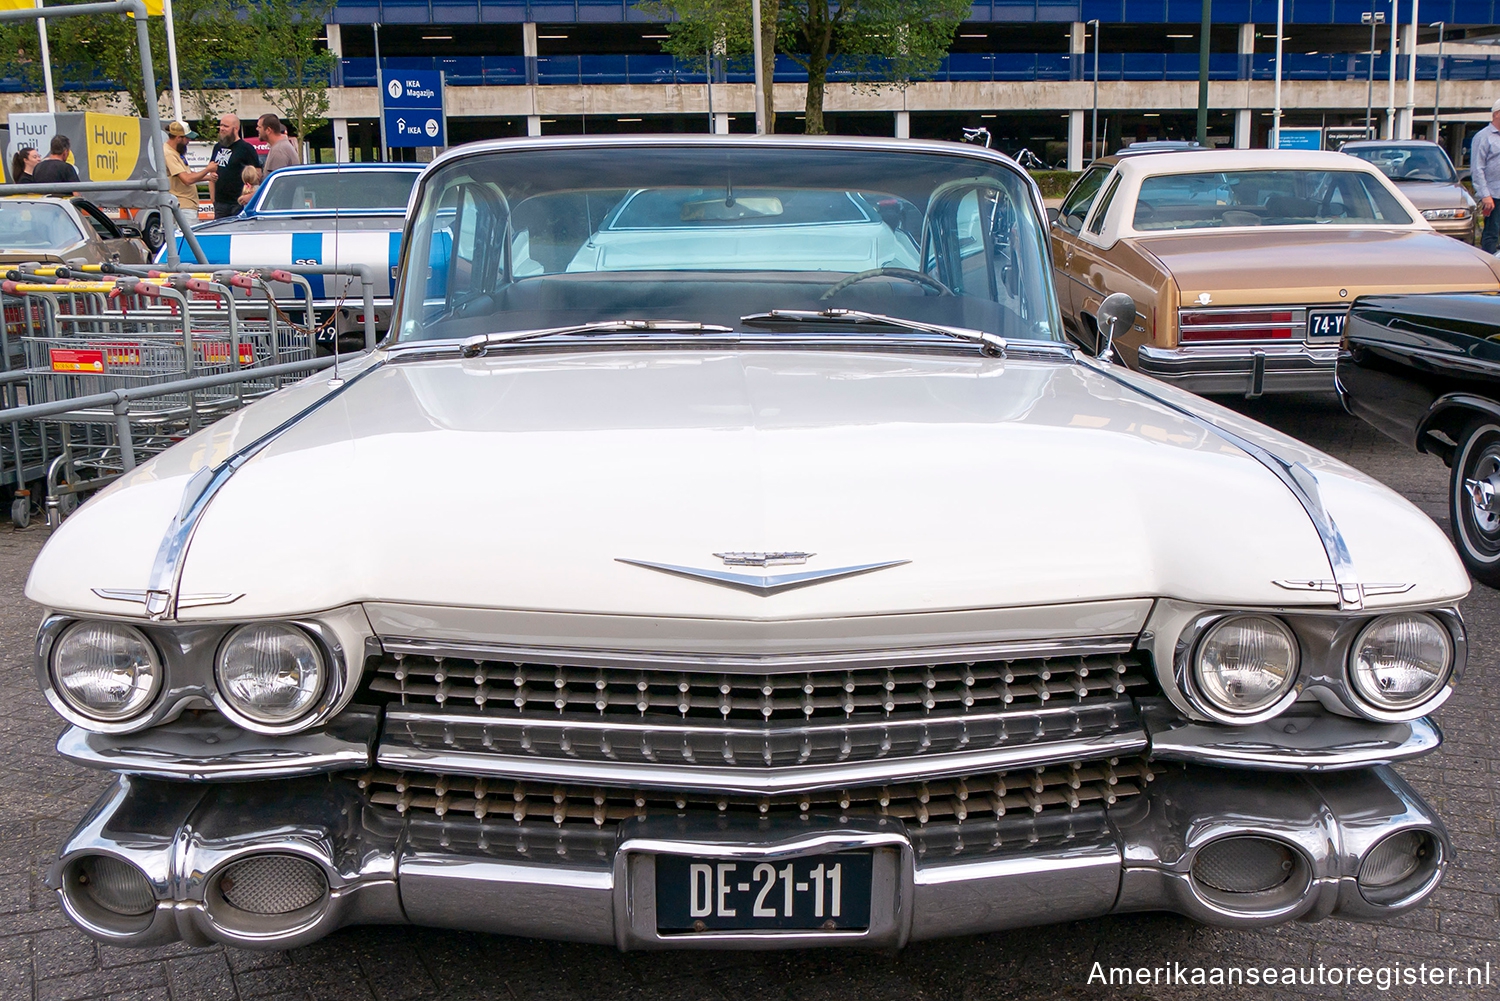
[237,165,262,207]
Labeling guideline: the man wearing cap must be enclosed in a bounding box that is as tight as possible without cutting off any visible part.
[164,121,216,214]
[1472,98,1500,253]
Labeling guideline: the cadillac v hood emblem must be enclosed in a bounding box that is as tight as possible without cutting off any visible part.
[714,552,814,567]
[617,557,910,596]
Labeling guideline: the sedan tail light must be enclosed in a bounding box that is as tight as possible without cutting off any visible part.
[1179,309,1295,342]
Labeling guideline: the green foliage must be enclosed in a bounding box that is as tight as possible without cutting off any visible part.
[637,0,969,135]
[1030,170,1081,199]
[0,0,247,118]
[248,0,335,146]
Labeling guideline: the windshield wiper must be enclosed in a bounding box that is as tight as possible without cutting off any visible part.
[740,308,1008,357]
[460,319,734,358]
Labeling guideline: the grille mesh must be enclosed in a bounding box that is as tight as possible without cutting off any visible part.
[1191,837,1296,894]
[365,651,1152,722]
[217,854,328,915]
[352,756,1153,827]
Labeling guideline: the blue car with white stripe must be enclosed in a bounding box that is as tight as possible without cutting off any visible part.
[163,163,424,342]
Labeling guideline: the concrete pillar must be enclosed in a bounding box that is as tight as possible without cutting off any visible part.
[1399,21,1416,139]
[1068,110,1084,172]
[333,118,350,162]
[326,24,343,58]
[714,112,729,134]
[894,110,910,138]
[1234,109,1252,148]
[1069,22,1088,169]
[524,22,539,135]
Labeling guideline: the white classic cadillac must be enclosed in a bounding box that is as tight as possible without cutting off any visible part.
[29,137,1468,951]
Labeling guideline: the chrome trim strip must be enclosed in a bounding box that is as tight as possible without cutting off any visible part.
[1084,359,1363,609]
[376,635,1140,673]
[92,588,244,610]
[374,728,1149,795]
[1140,700,1442,771]
[57,709,377,781]
[143,360,384,621]
[615,558,911,596]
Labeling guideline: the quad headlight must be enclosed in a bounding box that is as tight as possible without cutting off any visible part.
[49,621,162,722]
[214,623,326,726]
[1348,612,1453,712]
[1191,615,1300,718]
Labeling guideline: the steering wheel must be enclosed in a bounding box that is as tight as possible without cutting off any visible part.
[821,267,954,300]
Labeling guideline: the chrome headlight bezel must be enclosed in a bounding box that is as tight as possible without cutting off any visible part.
[1175,612,1304,725]
[1345,612,1457,720]
[45,620,164,729]
[1158,602,1466,726]
[34,612,360,736]
[212,623,343,734]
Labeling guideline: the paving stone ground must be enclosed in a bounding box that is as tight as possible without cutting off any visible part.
[0,394,1495,1001]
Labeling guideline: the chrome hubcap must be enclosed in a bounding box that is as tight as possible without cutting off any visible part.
[1465,454,1500,532]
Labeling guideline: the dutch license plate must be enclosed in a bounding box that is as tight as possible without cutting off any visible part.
[655,852,873,932]
[1307,309,1348,340]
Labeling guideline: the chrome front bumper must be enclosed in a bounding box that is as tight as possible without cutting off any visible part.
[1135,342,1338,397]
[50,763,1448,950]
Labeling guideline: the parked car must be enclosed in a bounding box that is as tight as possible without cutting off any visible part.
[162,163,424,343]
[1338,290,1500,584]
[0,196,150,267]
[31,136,1467,952]
[1050,149,1500,398]
[1340,140,1477,243]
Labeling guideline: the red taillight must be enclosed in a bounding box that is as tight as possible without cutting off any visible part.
[1179,310,1294,342]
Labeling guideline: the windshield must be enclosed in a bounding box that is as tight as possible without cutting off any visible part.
[395,145,1060,344]
[1343,145,1456,182]
[257,170,418,212]
[0,201,85,249]
[1133,169,1414,230]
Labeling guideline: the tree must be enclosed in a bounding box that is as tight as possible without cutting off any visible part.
[636,0,780,132]
[248,0,335,150]
[0,0,246,118]
[639,0,969,135]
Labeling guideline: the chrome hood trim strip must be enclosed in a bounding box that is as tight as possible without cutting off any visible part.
[377,635,1140,673]
[143,360,386,620]
[1084,359,1363,609]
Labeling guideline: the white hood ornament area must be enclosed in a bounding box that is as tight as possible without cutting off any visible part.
[617,555,909,596]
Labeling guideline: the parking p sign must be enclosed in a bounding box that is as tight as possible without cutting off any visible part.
[381,69,446,148]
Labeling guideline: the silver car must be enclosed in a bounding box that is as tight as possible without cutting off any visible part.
[1341,140,1477,242]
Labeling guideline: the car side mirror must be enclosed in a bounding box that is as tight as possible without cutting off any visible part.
[1095,292,1136,361]
[1046,207,1060,225]
[118,224,142,239]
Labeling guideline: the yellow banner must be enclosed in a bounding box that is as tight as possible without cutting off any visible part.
[126,0,165,16]
[0,0,39,10]
[83,112,142,182]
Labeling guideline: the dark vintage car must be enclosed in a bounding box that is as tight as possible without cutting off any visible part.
[1337,291,1500,583]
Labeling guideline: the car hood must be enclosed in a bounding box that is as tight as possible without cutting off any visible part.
[26,347,1468,623]
[196,213,403,234]
[1130,228,1500,304]
[1391,179,1475,212]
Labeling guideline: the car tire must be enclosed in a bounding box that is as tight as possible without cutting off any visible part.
[1449,418,1500,587]
[142,212,164,254]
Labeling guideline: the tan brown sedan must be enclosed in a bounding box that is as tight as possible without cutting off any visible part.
[0,196,150,268]
[1051,149,1500,396]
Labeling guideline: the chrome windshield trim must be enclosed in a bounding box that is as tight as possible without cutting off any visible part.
[376,635,1140,673]
[1083,358,1363,610]
[143,360,385,620]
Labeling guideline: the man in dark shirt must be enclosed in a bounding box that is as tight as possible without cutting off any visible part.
[30,135,79,191]
[208,114,260,218]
